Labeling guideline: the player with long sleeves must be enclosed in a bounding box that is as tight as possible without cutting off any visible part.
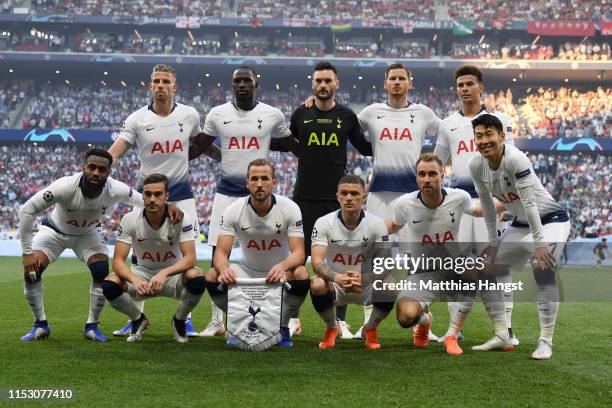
[469,114,570,360]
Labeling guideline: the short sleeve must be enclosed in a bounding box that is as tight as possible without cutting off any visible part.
[219,202,238,237]
[392,197,409,226]
[461,190,476,216]
[272,109,292,139]
[189,108,202,138]
[179,214,196,242]
[357,106,370,140]
[425,107,441,135]
[311,216,329,247]
[117,214,134,245]
[202,107,218,136]
[117,111,139,146]
[285,201,304,238]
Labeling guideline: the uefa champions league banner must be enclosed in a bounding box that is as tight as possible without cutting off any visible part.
[1,129,611,152]
[226,278,284,352]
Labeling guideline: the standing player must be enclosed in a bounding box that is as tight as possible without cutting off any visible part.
[190,66,296,336]
[310,175,391,350]
[108,64,206,337]
[434,65,517,344]
[19,149,144,342]
[386,153,510,355]
[102,174,206,343]
[289,61,373,338]
[356,63,441,340]
[594,238,608,266]
[469,114,570,359]
[205,159,310,347]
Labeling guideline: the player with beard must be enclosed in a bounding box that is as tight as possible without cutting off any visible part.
[190,67,296,336]
[19,149,181,342]
[285,61,373,339]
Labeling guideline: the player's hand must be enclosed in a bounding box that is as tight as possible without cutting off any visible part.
[494,200,506,215]
[266,262,286,284]
[22,253,39,282]
[166,205,184,224]
[218,267,237,284]
[149,272,168,295]
[303,95,315,108]
[531,245,556,270]
[346,271,362,293]
[479,245,498,267]
[499,210,514,222]
[483,103,496,112]
[133,278,150,297]
[334,273,354,291]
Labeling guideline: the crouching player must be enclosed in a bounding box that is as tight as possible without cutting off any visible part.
[205,159,309,347]
[310,175,391,350]
[102,174,205,343]
[469,114,570,360]
[386,153,511,354]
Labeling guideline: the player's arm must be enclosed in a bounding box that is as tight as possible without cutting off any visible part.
[108,138,131,163]
[214,234,237,284]
[19,181,66,273]
[267,235,305,283]
[347,122,373,156]
[189,132,217,161]
[469,161,499,246]
[312,246,354,290]
[433,124,451,165]
[149,240,196,295]
[385,219,403,235]
[112,241,150,296]
[270,136,299,156]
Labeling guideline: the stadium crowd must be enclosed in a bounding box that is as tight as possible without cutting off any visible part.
[451,40,610,60]
[1,144,609,240]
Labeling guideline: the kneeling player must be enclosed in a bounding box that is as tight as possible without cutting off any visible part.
[470,114,571,360]
[205,159,309,347]
[102,174,205,343]
[310,175,391,350]
[387,153,511,354]
[18,149,148,342]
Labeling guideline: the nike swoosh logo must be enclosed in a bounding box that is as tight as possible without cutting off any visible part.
[412,220,424,224]
[145,127,154,131]
[450,127,459,132]
[377,115,385,119]
[137,238,147,242]
[330,239,342,243]
[223,121,232,125]
[304,119,314,123]
[241,227,252,231]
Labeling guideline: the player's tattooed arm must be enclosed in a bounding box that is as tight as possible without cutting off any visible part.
[315,261,339,282]
[189,133,216,161]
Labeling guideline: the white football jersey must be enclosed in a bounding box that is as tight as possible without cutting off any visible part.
[118,102,201,201]
[312,210,389,273]
[203,102,291,196]
[219,194,303,272]
[358,103,441,193]
[19,173,143,253]
[469,144,566,224]
[435,108,513,197]
[117,208,194,270]
[393,188,475,245]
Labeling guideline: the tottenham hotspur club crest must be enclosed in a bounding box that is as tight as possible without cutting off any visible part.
[410,114,415,124]
[247,301,262,332]
[257,118,263,129]
[450,211,455,223]
[276,223,282,234]
[178,122,184,133]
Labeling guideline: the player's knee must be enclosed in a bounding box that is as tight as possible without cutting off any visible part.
[206,281,227,312]
[533,268,556,286]
[285,279,310,296]
[101,280,123,301]
[309,276,328,295]
[396,302,420,328]
[88,260,109,283]
[185,276,206,295]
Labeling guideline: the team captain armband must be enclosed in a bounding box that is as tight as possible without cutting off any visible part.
[515,169,531,179]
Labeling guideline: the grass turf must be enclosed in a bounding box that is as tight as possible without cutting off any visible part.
[1,257,611,407]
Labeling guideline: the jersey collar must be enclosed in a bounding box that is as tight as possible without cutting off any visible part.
[417,188,448,209]
[248,193,276,216]
[386,101,411,109]
[337,209,365,230]
[148,102,177,115]
[232,101,259,111]
[142,205,169,229]
[459,105,486,117]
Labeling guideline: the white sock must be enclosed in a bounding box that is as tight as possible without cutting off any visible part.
[24,280,46,321]
[87,282,106,324]
[448,301,473,337]
[537,300,559,342]
[175,288,203,320]
[481,289,509,340]
[363,304,373,325]
[108,293,141,321]
[211,301,224,322]
[497,272,514,328]
[364,304,391,330]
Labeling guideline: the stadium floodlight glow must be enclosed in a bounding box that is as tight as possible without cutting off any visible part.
[140,80,146,86]
[205,73,210,77]
[217,83,221,87]
[564,78,569,82]
[9,68,13,73]
[257,74,261,78]
[358,76,363,80]
[198,82,202,87]
[103,71,108,76]
[121,81,127,87]
[55,70,60,74]
[512,78,517,82]
[432,34,437,42]
[275,84,280,91]
[65,80,70,84]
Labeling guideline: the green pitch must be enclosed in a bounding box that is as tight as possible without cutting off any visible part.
[1,257,611,407]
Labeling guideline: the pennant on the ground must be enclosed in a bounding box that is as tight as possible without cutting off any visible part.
[226,278,283,351]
